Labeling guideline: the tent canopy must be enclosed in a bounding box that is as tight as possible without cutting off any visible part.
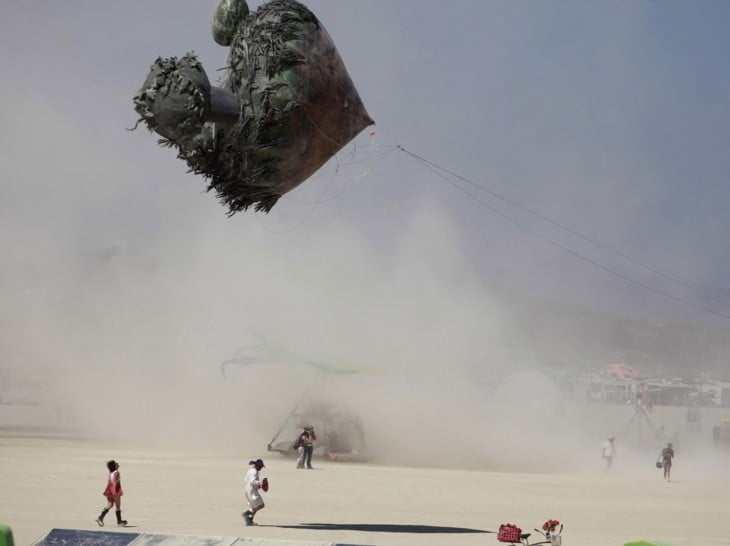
[601,362,643,380]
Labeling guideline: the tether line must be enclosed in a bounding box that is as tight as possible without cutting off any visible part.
[399,146,730,321]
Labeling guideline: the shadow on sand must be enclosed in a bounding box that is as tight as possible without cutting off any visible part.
[273,522,492,534]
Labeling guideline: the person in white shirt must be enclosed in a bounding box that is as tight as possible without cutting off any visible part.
[602,436,616,470]
[243,458,268,526]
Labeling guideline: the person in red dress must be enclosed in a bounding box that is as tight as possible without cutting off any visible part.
[95,460,128,526]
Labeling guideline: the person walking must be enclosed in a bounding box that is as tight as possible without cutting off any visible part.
[602,436,616,471]
[295,426,316,469]
[95,460,128,527]
[660,442,675,482]
[242,459,268,526]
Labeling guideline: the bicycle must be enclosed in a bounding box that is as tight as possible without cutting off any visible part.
[498,523,563,545]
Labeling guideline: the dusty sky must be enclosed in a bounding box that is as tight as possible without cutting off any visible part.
[1,1,729,466]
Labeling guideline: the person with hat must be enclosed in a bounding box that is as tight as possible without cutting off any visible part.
[602,436,616,471]
[295,426,316,469]
[243,458,268,526]
[660,442,675,482]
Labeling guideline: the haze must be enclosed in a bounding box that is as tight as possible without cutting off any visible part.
[1,1,728,475]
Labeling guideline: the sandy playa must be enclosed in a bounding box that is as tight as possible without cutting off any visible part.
[0,431,727,546]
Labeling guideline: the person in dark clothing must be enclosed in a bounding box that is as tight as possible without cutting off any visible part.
[295,426,316,469]
[660,443,675,482]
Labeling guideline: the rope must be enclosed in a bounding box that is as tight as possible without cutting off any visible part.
[398,146,730,322]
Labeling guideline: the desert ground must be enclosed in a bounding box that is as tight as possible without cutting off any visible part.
[1,417,728,546]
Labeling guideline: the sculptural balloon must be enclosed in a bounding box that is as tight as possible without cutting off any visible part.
[133,0,373,214]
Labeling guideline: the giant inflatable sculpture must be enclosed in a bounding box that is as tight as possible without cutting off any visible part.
[133,0,373,214]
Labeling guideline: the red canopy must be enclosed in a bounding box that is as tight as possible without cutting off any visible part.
[601,363,642,379]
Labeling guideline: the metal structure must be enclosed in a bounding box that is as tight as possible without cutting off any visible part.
[266,396,372,462]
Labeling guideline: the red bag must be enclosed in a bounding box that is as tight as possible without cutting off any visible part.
[497,523,522,543]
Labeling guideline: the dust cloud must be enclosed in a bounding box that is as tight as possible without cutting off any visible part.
[3,176,727,479]
[0,169,542,463]
[2,1,729,482]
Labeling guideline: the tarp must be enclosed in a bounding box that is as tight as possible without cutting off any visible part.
[34,528,374,546]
